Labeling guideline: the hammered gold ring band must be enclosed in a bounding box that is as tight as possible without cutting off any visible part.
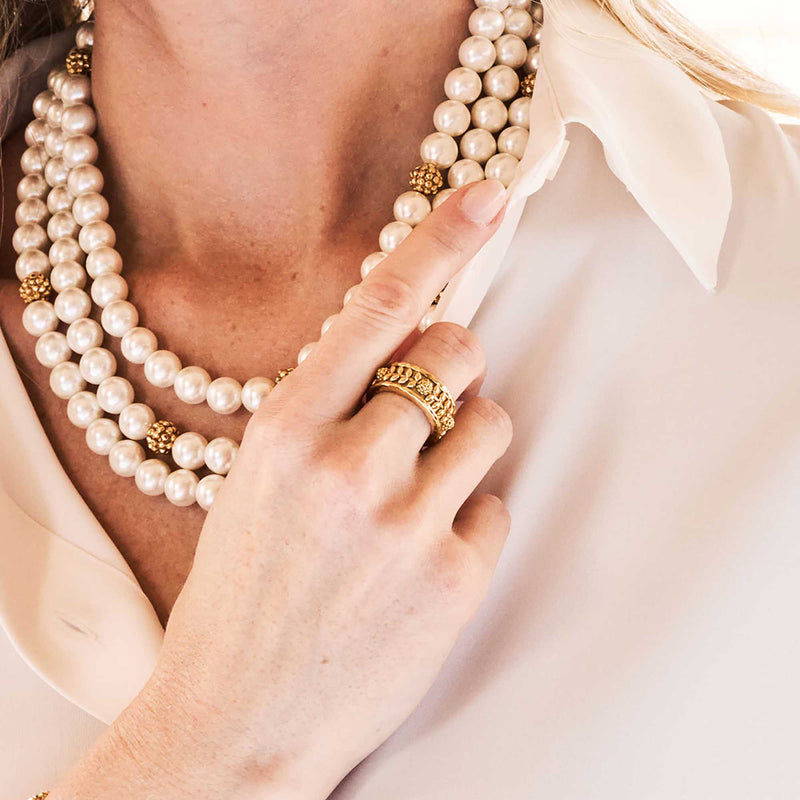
[366,361,457,443]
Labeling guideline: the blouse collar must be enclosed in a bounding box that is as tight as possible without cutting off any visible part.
[436,0,733,327]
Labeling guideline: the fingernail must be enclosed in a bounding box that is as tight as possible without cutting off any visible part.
[459,179,508,225]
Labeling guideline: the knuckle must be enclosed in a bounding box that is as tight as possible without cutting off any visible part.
[469,396,513,443]
[427,219,466,260]
[423,322,485,373]
[348,274,423,332]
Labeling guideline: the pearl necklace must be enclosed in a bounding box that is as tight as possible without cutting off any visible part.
[13,0,542,510]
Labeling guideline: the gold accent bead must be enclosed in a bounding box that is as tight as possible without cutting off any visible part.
[19,271,52,304]
[145,419,178,454]
[274,367,294,383]
[28,794,50,800]
[66,46,92,75]
[409,162,444,196]
[520,73,536,97]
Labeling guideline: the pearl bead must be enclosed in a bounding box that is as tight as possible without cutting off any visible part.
[108,439,146,478]
[460,128,498,163]
[44,128,65,157]
[509,98,531,129]
[101,300,139,337]
[32,90,54,119]
[67,163,104,196]
[448,159,485,189]
[503,7,534,38]
[419,132,458,170]
[46,185,74,214]
[22,300,58,336]
[204,436,239,475]
[60,103,96,136]
[86,246,123,278]
[50,69,67,96]
[510,0,532,7]
[135,458,170,497]
[79,346,117,384]
[419,310,437,331]
[297,342,315,364]
[47,211,79,241]
[24,118,48,147]
[360,251,387,279]
[72,192,109,226]
[476,0,509,9]
[174,365,211,404]
[76,23,94,49]
[433,100,471,137]
[524,43,540,74]
[21,145,47,175]
[494,33,528,68]
[97,376,135,414]
[393,190,432,226]
[121,326,158,363]
[483,64,520,101]
[164,469,199,508]
[66,317,103,353]
[49,361,86,399]
[144,349,182,388]
[471,96,508,132]
[17,174,48,201]
[171,432,208,470]
[54,287,91,324]
[49,237,85,266]
[458,35,496,72]
[206,377,243,414]
[59,74,91,106]
[468,7,505,40]
[432,188,457,209]
[85,418,122,455]
[35,331,71,367]
[343,285,359,305]
[44,157,69,188]
[241,376,275,412]
[78,220,116,253]
[15,248,50,280]
[321,314,338,335]
[45,100,63,129]
[63,134,99,168]
[485,152,519,187]
[196,474,224,511]
[532,2,544,23]
[12,223,47,254]
[498,125,530,159]
[48,263,78,295]
[444,67,482,104]
[15,198,48,226]
[379,220,412,253]
[91,273,128,307]
[119,403,156,440]
[66,390,102,429]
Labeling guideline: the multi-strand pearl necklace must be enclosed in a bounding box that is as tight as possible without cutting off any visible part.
[13,0,542,511]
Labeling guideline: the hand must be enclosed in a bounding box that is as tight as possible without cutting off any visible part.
[50,179,513,800]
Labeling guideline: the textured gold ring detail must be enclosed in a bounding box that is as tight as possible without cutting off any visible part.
[366,361,456,443]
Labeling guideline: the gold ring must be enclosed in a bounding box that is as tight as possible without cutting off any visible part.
[366,361,456,443]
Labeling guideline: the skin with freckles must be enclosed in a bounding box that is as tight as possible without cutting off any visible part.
[0,1,516,796]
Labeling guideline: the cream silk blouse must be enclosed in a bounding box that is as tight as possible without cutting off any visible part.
[2,2,800,797]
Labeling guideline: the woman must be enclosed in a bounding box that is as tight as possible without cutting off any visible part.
[1,0,799,796]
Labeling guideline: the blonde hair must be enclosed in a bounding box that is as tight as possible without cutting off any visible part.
[2,0,799,116]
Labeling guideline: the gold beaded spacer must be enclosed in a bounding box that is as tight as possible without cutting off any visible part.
[145,419,178,454]
[519,73,536,97]
[27,794,49,800]
[409,162,444,195]
[66,46,92,75]
[274,367,294,383]
[19,271,52,304]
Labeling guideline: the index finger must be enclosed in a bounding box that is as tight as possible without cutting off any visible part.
[287,178,508,417]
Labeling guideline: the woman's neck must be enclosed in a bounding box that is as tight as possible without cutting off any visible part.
[92,0,469,280]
